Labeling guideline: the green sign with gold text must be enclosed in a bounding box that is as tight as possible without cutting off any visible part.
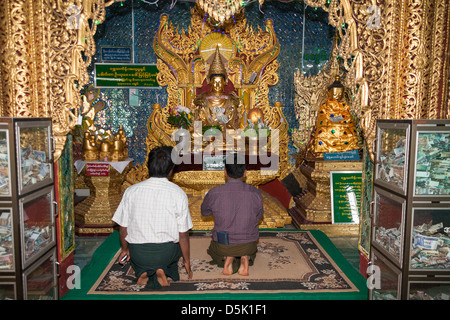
[330,171,362,224]
[94,64,160,88]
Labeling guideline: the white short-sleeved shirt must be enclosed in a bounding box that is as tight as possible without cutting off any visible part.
[112,177,193,244]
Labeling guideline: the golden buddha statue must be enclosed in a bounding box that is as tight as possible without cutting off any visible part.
[99,139,112,161]
[313,76,359,154]
[117,125,128,158]
[192,46,241,132]
[111,133,125,161]
[82,131,99,161]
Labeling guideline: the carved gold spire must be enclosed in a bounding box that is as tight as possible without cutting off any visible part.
[327,30,340,77]
[208,46,227,79]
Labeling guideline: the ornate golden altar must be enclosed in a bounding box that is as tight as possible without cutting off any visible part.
[290,34,362,237]
[75,159,133,235]
[124,8,292,230]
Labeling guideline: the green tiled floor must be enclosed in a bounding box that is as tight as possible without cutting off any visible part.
[74,236,107,270]
[329,236,360,273]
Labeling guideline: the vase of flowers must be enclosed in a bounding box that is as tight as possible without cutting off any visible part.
[168,106,193,153]
[242,118,271,154]
[167,105,193,129]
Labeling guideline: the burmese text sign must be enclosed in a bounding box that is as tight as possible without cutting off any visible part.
[330,171,362,224]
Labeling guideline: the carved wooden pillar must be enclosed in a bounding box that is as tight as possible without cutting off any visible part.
[373,0,450,120]
[424,0,450,119]
[394,0,450,120]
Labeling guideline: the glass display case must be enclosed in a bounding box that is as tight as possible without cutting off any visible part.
[0,118,57,300]
[374,122,410,195]
[408,278,450,300]
[372,186,406,267]
[369,248,402,300]
[0,283,16,300]
[0,129,11,196]
[0,208,13,272]
[16,121,53,196]
[20,186,56,269]
[413,131,450,197]
[410,206,450,272]
[370,119,450,300]
[22,249,58,300]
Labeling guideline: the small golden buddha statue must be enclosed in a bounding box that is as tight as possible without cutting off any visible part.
[111,133,125,161]
[82,131,99,161]
[192,46,241,132]
[117,125,128,159]
[313,76,359,154]
[99,140,112,161]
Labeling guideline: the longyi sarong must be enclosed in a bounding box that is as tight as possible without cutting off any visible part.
[128,242,181,289]
[206,240,257,274]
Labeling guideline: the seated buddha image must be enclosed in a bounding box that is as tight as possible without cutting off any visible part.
[313,76,359,154]
[192,46,241,132]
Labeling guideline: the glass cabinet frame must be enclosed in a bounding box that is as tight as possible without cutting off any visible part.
[374,121,410,196]
[0,118,54,199]
[14,120,54,197]
[22,248,58,300]
[409,125,450,201]
[0,208,15,272]
[0,281,17,300]
[370,119,450,300]
[369,247,403,300]
[408,204,450,275]
[19,185,56,269]
[0,118,57,300]
[408,277,450,300]
[0,128,12,197]
[371,186,407,269]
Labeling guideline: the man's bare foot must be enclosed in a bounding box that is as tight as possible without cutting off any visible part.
[238,256,249,276]
[137,272,149,285]
[222,256,234,275]
[156,269,170,287]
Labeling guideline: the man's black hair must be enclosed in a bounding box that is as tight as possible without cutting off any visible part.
[225,153,246,179]
[147,146,175,178]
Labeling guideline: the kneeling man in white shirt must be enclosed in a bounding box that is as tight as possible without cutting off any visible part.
[112,146,193,289]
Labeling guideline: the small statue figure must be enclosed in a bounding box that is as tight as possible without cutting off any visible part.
[111,133,125,161]
[312,76,359,154]
[82,131,99,161]
[192,46,241,132]
[117,125,128,159]
[99,140,112,162]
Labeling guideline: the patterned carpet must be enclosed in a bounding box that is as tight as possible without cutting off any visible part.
[87,231,359,296]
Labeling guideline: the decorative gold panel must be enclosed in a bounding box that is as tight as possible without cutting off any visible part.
[0,0,114,161]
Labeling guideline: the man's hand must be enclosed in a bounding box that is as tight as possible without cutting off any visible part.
[118,249,130,265]
[179,231,192,279]
[183,259,193,279]
[118,227,130,265]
